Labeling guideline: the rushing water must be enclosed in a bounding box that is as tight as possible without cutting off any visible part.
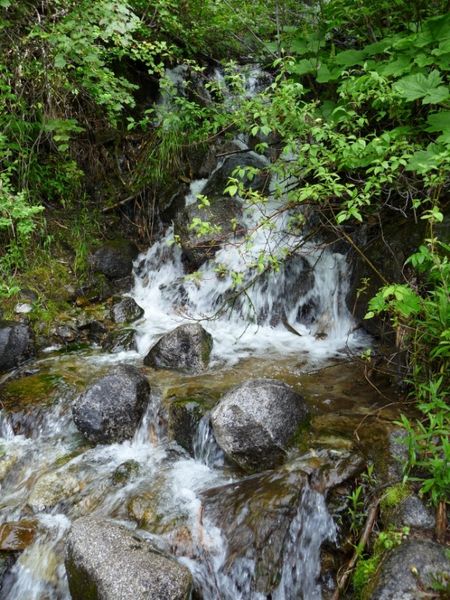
[0,66,373,600]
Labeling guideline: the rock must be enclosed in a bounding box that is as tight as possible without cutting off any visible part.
[211,379,309,472]
[0,520,37,551]
[174,196,245,268]
[0,552,17,593]
[72,365,150,444]
[102,329,137,353]
[112,460,140,486]
[369,539,450,599]
[202,152,270,199]
[110,297,144,324]
[89,239,139,280]
[383,494,435,531]
[0,321,35,373]
[168,399,207,455]
[27,470,82,512]
[144,324,213,374]
[14,303,33,314]
[65,517,192,600]
[127,491,162,529]
[202,450,363,595]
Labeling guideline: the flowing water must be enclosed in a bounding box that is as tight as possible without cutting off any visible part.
[0,66,390,600]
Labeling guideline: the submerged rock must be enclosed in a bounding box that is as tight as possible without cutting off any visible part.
[65,517,192,600]
[110,297,144,324]
[27,470,82,512]
[102,329,137,353]
[0,321,35,373]
[369,539,450,599]
[144,324,213,374]
[72,365,150,443]
[89,239,139,280]
[0,520,37,551]
[211,379,309,472]
[174,196,245,269]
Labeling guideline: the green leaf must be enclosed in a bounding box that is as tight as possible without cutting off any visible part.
[54,54,67,68]
[334,49,366,67]
[288,58,317,76]
[394,70,450,104]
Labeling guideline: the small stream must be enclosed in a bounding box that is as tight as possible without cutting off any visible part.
[0,66,400,600]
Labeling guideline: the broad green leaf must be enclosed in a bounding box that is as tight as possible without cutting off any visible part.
[334,49,366,66]
[54,54,67,68]
[288,58,317,76]
[394,70,449,104]
[425,111,450,133]
[379,55,413,76]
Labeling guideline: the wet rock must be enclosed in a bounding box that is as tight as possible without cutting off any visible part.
[0,519,37,551]
[382,494,435,531]
[202,152,270,199]
[0,321,35,373]
[127,491,162,529]
[110,297,144,324]
[72,365,150,444]
[369,539,450,599]
[65,517,192,600]
[0,454,18,482]
[174,196,245,268]
[202,450,363,595]
[144,324,213,374]
[102,329,137,353]
[0,372,60,411]
[211,379,309,472]
[112,460,140,486]
[167,396,217,455]
[27,470,82,512]
[89,239,139,280]
[0,552,17,593]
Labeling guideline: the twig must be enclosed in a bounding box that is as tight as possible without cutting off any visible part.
[331,498,380,600]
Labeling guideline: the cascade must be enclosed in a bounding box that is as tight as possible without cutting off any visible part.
[0,65,369,600]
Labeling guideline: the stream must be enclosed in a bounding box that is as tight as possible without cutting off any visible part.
[0,66,401,600]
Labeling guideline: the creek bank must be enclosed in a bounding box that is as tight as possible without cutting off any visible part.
[72,365,150,443]
[65,517,193,600]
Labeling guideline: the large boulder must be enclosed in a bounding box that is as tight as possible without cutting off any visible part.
[0,321,35,373]
[72,365,149,444]
[144,324,213,374]
[65,517,192,600]
[89,240,139,280]
[174,196,245,269]
[369,539,450,599]
[211,379,309,472]
[202,152,270,199]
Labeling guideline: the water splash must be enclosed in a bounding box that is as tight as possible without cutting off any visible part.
[193,415,224,469]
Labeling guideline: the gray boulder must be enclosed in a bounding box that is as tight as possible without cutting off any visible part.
[65,517,192,600]
[89,240,139,280]
[144,324,213,374]
[72,365,149,443]
[202,152,270,199]
[211,379,309,472]
[369,539,450,599]
[174,196,245,269]
[0,321,35,373]
[110,297,144,324]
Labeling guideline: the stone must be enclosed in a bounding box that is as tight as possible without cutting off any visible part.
[0,520,37,551]
[102,329,137,353]
[89,240,139,280]
[65,517,192,600]
[144,324,213,374]
[27,470,81,512]
[0,552,17,594]
[72,365,150,444]
[110,297,144,324]
[112,460,140,486]
[369,539,450,599]
[202,450,363,595]
[0,321,35,373]
[174,196,245,268]
[202,152,270,199]
[384,494,435,531]
[168,399,207,455]
[211,379,309,472]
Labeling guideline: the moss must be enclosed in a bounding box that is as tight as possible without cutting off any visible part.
[1,373,61,410]
[380,483,410,513]
[353,555,380,600]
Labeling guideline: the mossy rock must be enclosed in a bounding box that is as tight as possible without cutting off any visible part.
[0,373,61,411]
